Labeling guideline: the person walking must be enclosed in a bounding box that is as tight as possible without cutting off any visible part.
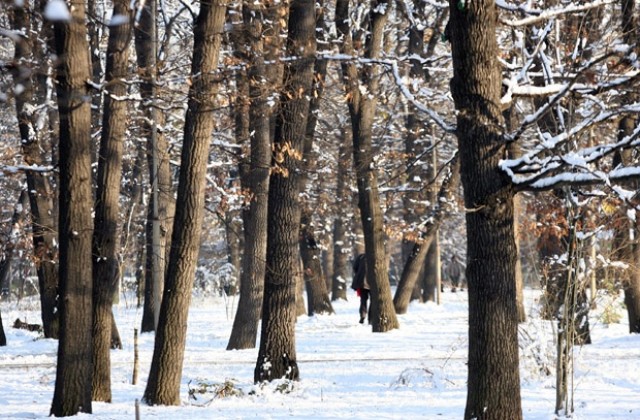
[447,253,464,293]
[351,253,370,324]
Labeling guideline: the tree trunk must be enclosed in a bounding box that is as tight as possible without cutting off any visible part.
[335,0,399,333]
[226,0,278,351]
[331,132,351,301]
[7,0,59,339]
[448,0,522,418]
[0,304,5,346]
[300,215,334,315]
[422,238,439,303]
[91,0,132,402]
[254,0,316,382]
[393,159,458,314]
[135,0,175,333]
[0,191,29,301]
[142,0,227,405]
[49,1,95,415]
[617,0,640,333]
[297,0,333,316]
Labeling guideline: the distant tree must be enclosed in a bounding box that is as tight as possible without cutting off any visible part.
[335,0,399,332]
[393,157,459,314]
[300,214,334,315]
[48,0,95,415]
[298,0,333,316]
[91,0,133,402]
[254,0,316,382]
[331,130,352,301]
[5,0,60,339]
[0,305,5,346]
[136,0,176,333]
[226,0,280,351]
[143,0,228,405]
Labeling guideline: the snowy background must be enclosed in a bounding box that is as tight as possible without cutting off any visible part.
[1,287,639,419]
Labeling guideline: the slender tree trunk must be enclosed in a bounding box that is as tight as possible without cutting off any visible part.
[226,0,278,350]
[335,0,399,332]
[143,0,227,405]
[135,0,175,333]
[0,304,5,346]
[0,191,29,302]
[91,0,133,402]
[7,0,60,339]
[393,158,458,314]
[254,0,316,382]
[448,0,522,418]
[49,1,95,415]
[332,131,351,301]
[297,0,333,316]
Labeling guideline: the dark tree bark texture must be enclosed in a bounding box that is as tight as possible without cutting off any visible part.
[448,0,522,418]
[226,0,275,351]
[49,1,95,415]
[143,0,227,405]
[255,0,316,383]
[91,0,132,402]
[6,0,59,339]
[335,0,399,333]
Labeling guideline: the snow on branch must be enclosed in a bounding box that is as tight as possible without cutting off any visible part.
[500,103,640,192]
[498,0,615,27]
[320,53,456,133]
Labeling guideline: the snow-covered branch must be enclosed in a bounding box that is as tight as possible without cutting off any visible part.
[498,0,615,27]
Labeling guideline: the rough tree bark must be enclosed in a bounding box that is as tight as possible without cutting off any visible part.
[142,0,227,405]
[616,0,640,333]
[91,0,132,402]
[226,0,281,350]
[254,0,316,382]
[49,0,95,415]
[335,0,399,332]
[393,158,459,314]
[6,0,60,339]
[331,130,352,301]
[448,0,522,418]
[300,214,334,315]
[135,0,175,333]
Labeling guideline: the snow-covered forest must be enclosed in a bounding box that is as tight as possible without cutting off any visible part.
[0,0,640,418]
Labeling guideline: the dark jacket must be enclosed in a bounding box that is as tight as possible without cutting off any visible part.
[351,254,369,290]
[447,256,464,282]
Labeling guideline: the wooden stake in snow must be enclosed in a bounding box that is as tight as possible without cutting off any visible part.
[132,328,139,385]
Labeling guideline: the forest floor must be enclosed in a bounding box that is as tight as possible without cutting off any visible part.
[0,286,639,419]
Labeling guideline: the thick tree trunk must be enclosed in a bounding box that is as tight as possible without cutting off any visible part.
[49,1,95,415]
[226,0,278,350]
[254,0,316,382]
[7,0,59,339]
[142,0,227,405]
[91,0,132,402]
[448,0,522,418]
[336,0,399,332]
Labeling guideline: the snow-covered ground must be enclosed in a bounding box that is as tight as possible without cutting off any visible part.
[1,288,638,419]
